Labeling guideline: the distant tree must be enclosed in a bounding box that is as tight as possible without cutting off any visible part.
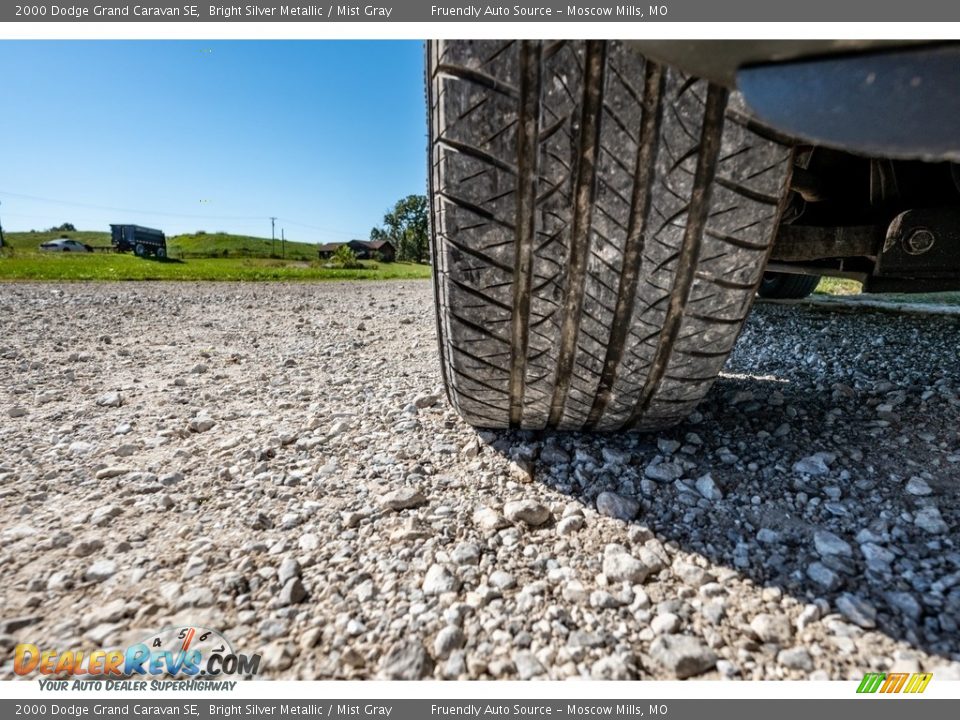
[371,194,429,263]
[331,244,362,269]
[48,222,76,232]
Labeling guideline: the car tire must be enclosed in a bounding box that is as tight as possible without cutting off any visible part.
[428,40,793,430]
[156,247,167,260]
[135,243,145,257]
[757,271,821,299]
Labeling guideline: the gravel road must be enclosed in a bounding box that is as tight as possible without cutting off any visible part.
[2,281,959,681]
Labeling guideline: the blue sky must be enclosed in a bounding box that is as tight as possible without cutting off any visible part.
[0,41,427,242]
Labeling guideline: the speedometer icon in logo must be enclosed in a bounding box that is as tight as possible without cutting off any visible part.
[147,626,234,668]
[132,625,258,678]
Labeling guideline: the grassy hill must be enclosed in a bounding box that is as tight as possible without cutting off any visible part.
[3,229,320,260]
[168,232,320,260]
[3,229,111,250]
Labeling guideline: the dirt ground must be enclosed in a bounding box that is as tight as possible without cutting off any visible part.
[1,281,958,681]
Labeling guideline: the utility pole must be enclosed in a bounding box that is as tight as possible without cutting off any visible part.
[270,216,276,256]
[281,228,285,259]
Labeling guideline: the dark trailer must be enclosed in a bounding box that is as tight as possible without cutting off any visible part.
[110,224,167,258]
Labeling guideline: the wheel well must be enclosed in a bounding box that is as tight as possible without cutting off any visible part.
[769,149,960,293]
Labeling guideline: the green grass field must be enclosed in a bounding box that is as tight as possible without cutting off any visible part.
[0,230,430,282]
[813,276,960,306]
[0,253,430,282]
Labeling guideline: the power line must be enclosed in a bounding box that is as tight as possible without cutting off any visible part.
[0,189,264,221]
[0,190,370,239]
[278,218,366,238]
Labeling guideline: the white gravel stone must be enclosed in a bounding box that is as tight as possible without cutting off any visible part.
[651,612,681,635]
[451,542,481,566]
[298,534,319,552]
[836,593,877,628]
[513,650,545,680]
[178,587,214,609]
[649,635,716,679]
[556,515,584,536]
[751,613,793,645]
[793,453,832,476]
[539,445,570,464]
[503,500,552,526]
[381,488,427,511]
[189,417,215,433]
[590,655,633,680]
[278,558,301,585]
[806,562,841,590]
[602,548,651,584]
[95,392,122,408]
[885,591,922,621]
[814,530,852,557]
[422,564,460,595]
[672,560,714,588]
[90,505,122,527]
[71,539,103,558]
[413,393,440,409]
[279,577,307,606]
[914,506,948,534]
[860,543,895,568]
[778,647,814,671]
[472,506,508,531]
[905,477,932,496]
[757,528,780,544]
[645,461,684,482]
[95,466,130,480]
[657,438,681,455]
[433,626,465,658]
[378,641,433,680]
[488,570,516,591]
[695,473,723,500]
[84,560,117,583]
[562,580,588,603]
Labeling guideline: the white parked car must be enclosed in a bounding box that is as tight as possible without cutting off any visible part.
[39,238,93,253]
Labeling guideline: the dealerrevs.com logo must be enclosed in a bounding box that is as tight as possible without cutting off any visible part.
[15,626,260,690]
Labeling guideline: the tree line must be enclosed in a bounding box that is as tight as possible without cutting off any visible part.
[370,194,429,264]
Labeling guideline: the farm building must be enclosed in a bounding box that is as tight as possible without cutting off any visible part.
[367,240,396,262]
[317,242,341,259]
